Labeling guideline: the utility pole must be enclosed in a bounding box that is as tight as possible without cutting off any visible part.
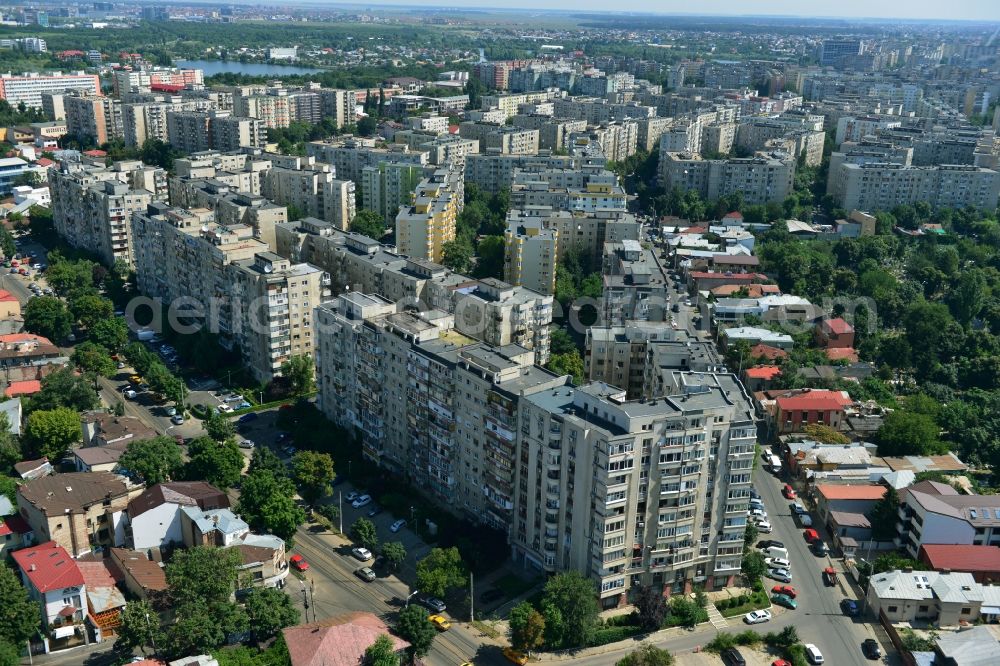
[338,491,343,534]
[309,578,316,623]
[469,572,475,623]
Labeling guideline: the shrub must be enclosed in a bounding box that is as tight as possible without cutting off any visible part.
[737,594,749,606]
[751,578,764,592]
[705,633,737,653]
[788,643,810,666]
[734,630,762,646]
[716,599,730,611]
[587,625,644,647]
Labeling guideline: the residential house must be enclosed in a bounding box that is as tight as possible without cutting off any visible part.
[721,326,794,350]
[0,396,22,435]
[232,533,289,589]
[744,365,781,391]
[918,545,1000,584]
[81,412,157,448]
[0,332,63,369]
[749,343,789,361]
[126,482,230,558]
[828,511,873,549]
[14,456,52,480]
[17,471,138,557]
[775,389,854,434]
[77,559,126,642]
[897,480,1000,558]
[934,626,1000,665]
[866,569,1000,627]
[0,512,33,557]
[107,547,168,606]
[784,440,878,477]
[815,317,855,348]
[881,453,967,476]
[281,612,410,666]
[180,507,249,548]
[72,444,128,473]
[11,541,88,652]
[814,483,887,527]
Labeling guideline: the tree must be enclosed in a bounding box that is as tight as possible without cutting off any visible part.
[764,626,799,649]
[71,341,117,377]
[441,239,473,273]
[70,293,113,329]
[539,570,599,649]
[948,269,988,326]
[166,546,242,606]
[0,413,21,473]
[23,295,73,341]
[632,584,668,631]
[394,604,436,659]
[236,469,306,543]
[119,436,184,485]
[281,354,315,395]
[741,550,767,582]
[668,595,700,629]
[867,487,899,541]
[508,601,546,654]
[381,541,406,571]
[546,350,585,385]
[0,228,14,259]
[114,598,163,657]
[472,235,505,279]
[90,316,130,352]
[248,445,287,478]
[183,437,244,490]
[364,634,399,666]
[28,366,100,413]
[744,522,759,551]
[351,517,379,552]
[0,641,18,666]
[204,409,236,442]
[292,451,334,506]
[164,597,246,659]
[350,209,385,239]
[415,547,466,599]
[244,587,300,644]
[876,410,945,456]
[617,645,675,666]
[802,423,850,445]
[24,407,81,461]
[0,563,40,646]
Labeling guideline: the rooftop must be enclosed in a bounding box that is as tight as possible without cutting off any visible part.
[282,612,409,666]
[816,484,887,501]
[920,544,1000,573]
[18,471,129,515]
[127,481,229,519]
[12,541,84,592]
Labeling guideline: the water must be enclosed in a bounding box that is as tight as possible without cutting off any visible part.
[175,59,324,77]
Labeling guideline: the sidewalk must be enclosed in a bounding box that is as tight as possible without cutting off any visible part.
[534,619,714,662]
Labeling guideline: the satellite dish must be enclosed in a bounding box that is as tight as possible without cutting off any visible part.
[201,225,209,233]
[263,264,273,273]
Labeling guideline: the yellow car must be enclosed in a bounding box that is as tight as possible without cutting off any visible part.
[503,647,529,665]
[428,614,451,631]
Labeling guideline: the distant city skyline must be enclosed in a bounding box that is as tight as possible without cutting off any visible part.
[286,0,1000,21]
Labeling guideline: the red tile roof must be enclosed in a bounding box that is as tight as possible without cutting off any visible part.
[12,542,84,592]
[746,365,782,380]
[0,333,53,344]
[0,290,17,302]
[723,211,744,219]
[283,612,409,666]
[919,544,1000,572]
[0,514,31,536]
[825,347,859,362]
[5,380,41,398]
[822,318,854,335]
[777,390,853,412]
[82,150,107,157]
[750,343,789,360]
[35,158,54,167]
[815,484,887,501]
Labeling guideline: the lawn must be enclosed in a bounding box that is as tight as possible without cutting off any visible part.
[717,590,771,618]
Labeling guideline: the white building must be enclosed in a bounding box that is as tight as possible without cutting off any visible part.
[124,481,230,555]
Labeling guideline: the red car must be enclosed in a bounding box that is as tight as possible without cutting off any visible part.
[289,554,309,572]
[771,585,797,598]
[804,528,820,543]
[782,484,796,499]
[773,660,792,666]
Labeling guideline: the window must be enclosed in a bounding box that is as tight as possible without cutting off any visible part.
[961,607,972,615]
[887,606,898,613]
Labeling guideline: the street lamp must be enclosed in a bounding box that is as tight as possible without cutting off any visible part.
[300,581,310,623]
[405,590,419,607]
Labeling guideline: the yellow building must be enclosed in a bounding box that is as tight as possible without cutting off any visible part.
[395,167,461,263]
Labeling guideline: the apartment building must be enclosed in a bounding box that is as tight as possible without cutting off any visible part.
[361,161,428,224]
[166,110,212,154]
[829,162,1000,211]
[481,90,564,120]
[41,92,66,121]
[637,116,674,152]
[395,168,462,263]
[64,94,122,145]
[306,137,429,187]
[504,217,558,295]
[233,92,292,129]
[570,122,640,163]
[896,480,1000,558]
[659,152,795,205]
[166,110,263,153]
[602,239,672,324]
[464,151,600,194]
[0,71,99,109]
[261,163,355,230]
[511,169,628,213]
[122,102,171,146]
[510,114,588,151]
[49,161,165,266]
[460,122,540,155]
[393,131,480,167]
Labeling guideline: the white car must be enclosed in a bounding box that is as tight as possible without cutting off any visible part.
[217,403,234,414]
[768,568,793,583]
[352,494,372,509]
[351,547,373,561]
[345,491,359,502]
[804,644,824,664]
[123,389,137,399]
[765,557,791,569]
[390,519,407,533]
[748,508,767,519]
[744,609,772,625]
[238,439,255,449]
[170,415,184,425]
[756,520,773,533]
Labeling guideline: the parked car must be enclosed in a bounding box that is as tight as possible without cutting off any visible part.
[771,594,797,610]
[354,567,376,582]
[503,648,528,665]
[748,507,767,519]
[428,614,451,631]
[804,644,824,664]
[235,401,251,410]
[165,406,177,416]
[840,599,859,616]
[756,520,773,533]
[170,415,184,425]
[772,661,792,666]
[798,513,814,527]
[289,554,309,572]
[217,404,234,414]
[744,609,772,624]
[791,501,807,515]
[765,557,791,569]
[238,413,259,424]
[367,505,383,517]
[862,639,882,660]
[803,529,820,543]
[238,439,255,449]
[782,484,797,499]
[390,519,407,533]
[351,547,373,561]
[420,596,446,613]
[771,585,797,598]
[345,491,359,502]
[123,389,137,399]
[822,567,838,587]
[721,648,747,666]
[768,568,793,583]
[812,541,829,556]
[351,494,372,509]
[758,540,784,550]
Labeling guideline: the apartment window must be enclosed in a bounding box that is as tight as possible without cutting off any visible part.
[887,606,898,613]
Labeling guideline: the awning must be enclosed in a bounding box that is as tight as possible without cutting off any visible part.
[52,626,75,639]
[983,606,1000,614]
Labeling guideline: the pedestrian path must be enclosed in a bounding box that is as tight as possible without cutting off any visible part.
[704,600,729,629]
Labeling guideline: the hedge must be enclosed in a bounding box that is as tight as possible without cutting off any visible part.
[229,391,316,417]
[587,624,644,647]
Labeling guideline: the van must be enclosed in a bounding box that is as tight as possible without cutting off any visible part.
[768,454,782,472]
[764,546,789,560]
[136,328,155,341]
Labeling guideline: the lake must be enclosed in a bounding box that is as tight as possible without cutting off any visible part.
[175,59,324,77]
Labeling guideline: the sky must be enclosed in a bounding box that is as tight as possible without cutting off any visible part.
[299,0,1000,21]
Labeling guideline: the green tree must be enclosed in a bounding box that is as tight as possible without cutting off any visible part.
[350,209,385,239]
[236,469,306,543]
[381,541,406,571]
[90,316,130,352]
[204,409,236,442]
[741,550,767,582]
[23,295,73,341]
[394,604,436,659]
[364,634,399,666]
[119,436,184,485]
[668,595,701,629]
[113,598,163,657]
[167,546,243,606]
[29,366,100,412]
[539,570,599,649]
[472,235,505,279]
[24,407,81,460]
[248,445,287,478]
[802,423,850,444]
[71,341,117,377]
[0,228,14,258]
[70,293,113,329]
[867,487,899,541]
[184,437,244,490]
[292,450,334,506]
[0,563,40,646]
[351,517,379,552]
[744,521,759,551]
[441,239,473,273]
[244,587,300,644]
[546,350,584,384]
[617,644,675,666]
[632,584,668,631]
[43,256,95,296]
[876,411,945,456]
[280,354,315,395]
[0,640,19,666]
[0,413,21,473]
[415,547,466,599]
[164,597,246,659]
[948,269,988,326]
[764,626,799,649]
[508,601,546,654]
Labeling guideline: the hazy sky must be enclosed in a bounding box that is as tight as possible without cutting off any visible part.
[322,0,1000,21]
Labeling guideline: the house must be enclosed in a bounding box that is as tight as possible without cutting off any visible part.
[11,541,88,652]
[866,569,1000,627]
[5,379,41,397]
[0,333,64,369]
[814,483,886,527]
[784,440,878,477]
[709,284,781,299]
[0,512,33,557]
[934,626,1000,666]
[775,389,854,433]
[744,365,781,391]
[16,471,138,557]
[232,534,289,589]
[281,612,410,666]
[126,482,230,557]
[815,317,855,348]
[14,456,52,480]
[749,343,789,361]
[721,326,794,350]
[180,507,249,548]
[107,548,168,606]
[82,412,157,448]
[0,289,20,318]
[919,545,1000,584]
[880,453,967,476]
[828,511,873,547]
[824,347,859,363]
[73,442,129,473]
[897,480,1000,558]
[77,559,126,642]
